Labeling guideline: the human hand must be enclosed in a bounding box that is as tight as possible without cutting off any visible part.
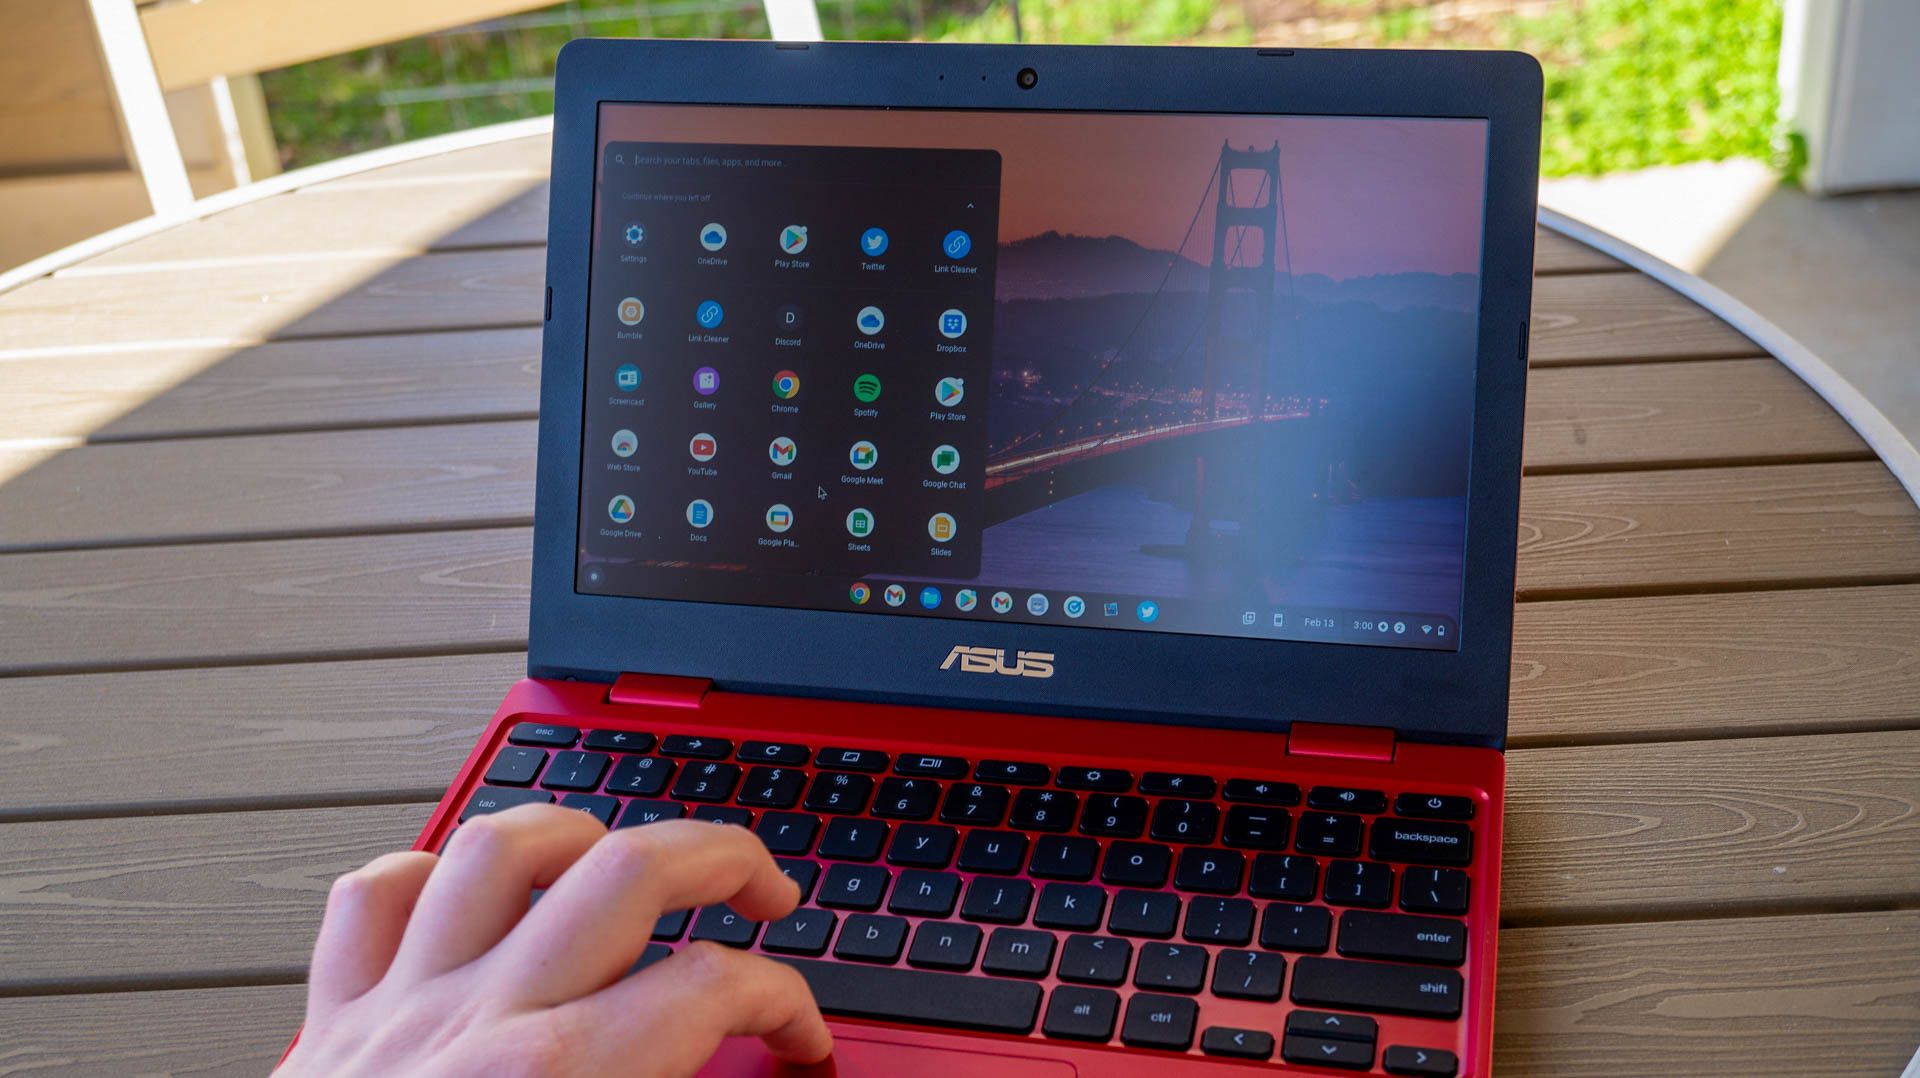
[279,805,832,1077]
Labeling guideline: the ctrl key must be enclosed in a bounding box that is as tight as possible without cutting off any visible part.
[1119,993,1196,1051]
[1201,1026,1274,1060]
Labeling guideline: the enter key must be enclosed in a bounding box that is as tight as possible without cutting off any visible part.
[1336,910,1468,966]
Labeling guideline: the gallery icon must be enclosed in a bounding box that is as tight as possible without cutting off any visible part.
[768,437,798,466]
[990,591,1014,614]
[927,512,956,543]
[617,297,645,326]
[919,586,942,610]
[930,444,960,475]
[607,495,635,523]
[686,499,713,528]
[696,299,724,329]
[859,227,889,257]
[771,369,801,399]
[935,377,965,407]
[938,309,967,339]
[849,440,878,470]
[611,429,638,458]
[764,503,793,533]
[845,508,874,538]
[779,225,809,254]
[1026,593,1050,616]
[956,588,978,612]
[699,222,728,251]
[1136,600,1160,623]
[1063,595,1087,618]
[849,581,872,605]
[615,364,641,391]
[693,367,719,395]
[688,432,717,462]
[883,584,907,607]
[943,229,973,260]
[623,222,645,246]
[853,373,882,402]
[856,306,885,335]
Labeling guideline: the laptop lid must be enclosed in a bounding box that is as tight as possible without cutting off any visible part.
[530,41,1541,750]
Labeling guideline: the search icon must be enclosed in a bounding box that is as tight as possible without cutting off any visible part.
[614,153,625,164]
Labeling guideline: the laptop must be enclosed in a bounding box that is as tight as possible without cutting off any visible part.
[424,39,1541,1076]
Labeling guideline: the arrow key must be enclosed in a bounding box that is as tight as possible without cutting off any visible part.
[1200,1026,1274,1060]
[1281,1034,1373,1070]
[584,729,656,753]
[1286,1009,1378,1043]
[1384,1045,1459,1076]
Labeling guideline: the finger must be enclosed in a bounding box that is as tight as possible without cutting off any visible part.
[306,851,438,1019]
[388,803,608,979]
[495,819,800,1005]
[567,941,832,1072]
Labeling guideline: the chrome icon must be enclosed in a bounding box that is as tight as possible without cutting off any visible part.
[849,581,872,605]
[772,369,801,399]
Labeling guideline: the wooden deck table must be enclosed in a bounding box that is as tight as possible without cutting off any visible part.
[2,128,1918,1077]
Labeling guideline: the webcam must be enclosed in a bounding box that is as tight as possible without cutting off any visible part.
[1016,67,1038,90]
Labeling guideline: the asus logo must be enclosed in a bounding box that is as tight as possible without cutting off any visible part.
[941,645,1055,679]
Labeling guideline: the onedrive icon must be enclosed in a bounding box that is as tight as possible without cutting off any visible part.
[856,306,885,335]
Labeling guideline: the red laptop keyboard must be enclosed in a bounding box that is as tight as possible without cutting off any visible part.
[457,719,1484,1076]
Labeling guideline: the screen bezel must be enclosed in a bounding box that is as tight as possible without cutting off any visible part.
[531,39,1540,749]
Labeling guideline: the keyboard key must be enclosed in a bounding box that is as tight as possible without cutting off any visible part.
[1260,903,1332,952]
[738,740,809,765]
[803,772,873,814]
[817,818,888,862]
[886,823,957,868]
[1139,772,1215,798]
[1043,985,1118,1042]
[1093,844,1165,890]
[627,942,674,975]
[774,858,818,902]
[606,755,673,797]
[872,778,941,820]
[1202,1026,1274,1060]
[982,927,1056,977]
[819,864,891,911]
[888,870,961,917]
[1182,897,1254,944]
[1290,956,1464,1018]
[773,957,1041,1034]
[754,812,818,856]
[1223,805,1291,850]
[460,786,552,821]
[1174,848,1244,893]
[651,908,689,941]
[1288,1010,1378,1044]
[1384,1045,1460,1076]
[508,722,577,747]
[1009,789,1077,832]
[815,747,889,772]
[834,914,907,963]
[907,921,982,971]
[976,760,1049,785]
[692,805,752,828]
[1370,819,1474,866]
[939,782,1009,826]
[1250,853,1319,900]
[1107,889,1179,938]
[615,799,684,828]
[1034,883,1106,931]
[558,793,619,827]
[1057,767,1131,792]
[956,830,1028,875]
[736,766,804,808]
[1337,910,1467,966]
[1224,778,1300,805]
[1079,795,1149,838]
[1296,812,1364,856]
[583,729,653,753]
[1395,793,1475,821]
[484,747,545,786]
[1149,799,1218,844]
[1400,867,1471,915]
[1282,1035,1374,1070]
[1029,836,1099,881]
[1120,993,1196,1050]
[895,754,968,779]
[540,751,611,793]
[660,735,731,760]
[1133,943,1207,993]
[690,904,758,948]
[1308,786,1387,813]
[1325,860,1394,907]
[669,761,739,802]
[761,908,836,956]
[961,878,1034,924]
[1212,948,1284,1000]
[1058,934,1131,985]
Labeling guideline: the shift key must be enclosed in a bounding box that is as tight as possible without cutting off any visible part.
[1291,957,1463,1019]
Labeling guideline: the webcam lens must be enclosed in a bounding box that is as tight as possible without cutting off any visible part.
[1017,67,1038,89]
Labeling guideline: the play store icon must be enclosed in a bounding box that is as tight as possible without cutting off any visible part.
[779,225,809,255]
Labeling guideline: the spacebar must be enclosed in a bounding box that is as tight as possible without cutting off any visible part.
[772,958,1042,1034]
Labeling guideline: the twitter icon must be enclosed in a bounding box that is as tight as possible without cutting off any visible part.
[859,227,889,257]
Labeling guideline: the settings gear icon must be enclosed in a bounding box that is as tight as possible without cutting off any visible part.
[623,222,645,246]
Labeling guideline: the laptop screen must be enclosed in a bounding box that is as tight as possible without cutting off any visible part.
[577,103,1488,651]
